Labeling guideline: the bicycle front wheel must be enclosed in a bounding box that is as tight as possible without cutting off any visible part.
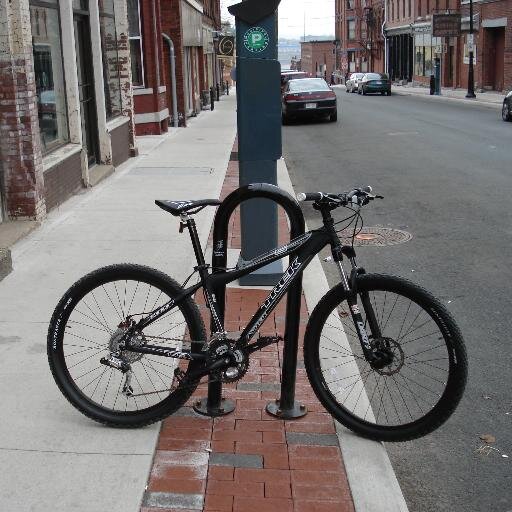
[304,274,467,441]
[48,264,207,427]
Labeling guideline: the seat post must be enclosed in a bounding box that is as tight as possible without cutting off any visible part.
[182,213,206,266]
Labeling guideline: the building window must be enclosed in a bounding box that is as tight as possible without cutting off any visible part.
[414,33,435,77]
[347,0,354,9]
[361,22,367,40]
[29,0,69,153]
[99,0,122,119]
[127,0,144,87]
[408,0,411,17]
[391,0,394,20]
[348,20,356,40]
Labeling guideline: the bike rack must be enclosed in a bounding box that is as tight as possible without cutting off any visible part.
[193,183,308,419]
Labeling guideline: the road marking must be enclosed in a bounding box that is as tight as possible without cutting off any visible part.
[387,131,419,136]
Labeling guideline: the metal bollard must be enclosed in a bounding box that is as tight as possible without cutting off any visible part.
[210,86,215,111]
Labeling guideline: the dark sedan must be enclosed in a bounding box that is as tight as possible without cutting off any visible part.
[358,73,392,96]
[503,91,512,122]
[282,78,338,124]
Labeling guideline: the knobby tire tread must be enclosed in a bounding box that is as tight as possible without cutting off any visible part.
[304,273,468,442]
[47,264,207,428]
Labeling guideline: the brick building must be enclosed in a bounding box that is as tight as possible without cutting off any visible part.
[379,0,511,91]
[300,40,337,80]
[458,0,511,91]
[0,0,134,222]
[335,0,386,78]
[130,0,221,134]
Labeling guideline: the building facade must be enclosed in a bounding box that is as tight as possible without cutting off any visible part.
[300,40,337,80]
[458,0,511,91]
[381,0,511,91]
[335,0,386,78]
[131,0,221,135]
[0,0,134,222]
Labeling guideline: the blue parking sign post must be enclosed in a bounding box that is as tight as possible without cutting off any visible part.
[228,0,283,285]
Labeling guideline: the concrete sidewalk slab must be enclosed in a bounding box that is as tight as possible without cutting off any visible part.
[0,95,236,512]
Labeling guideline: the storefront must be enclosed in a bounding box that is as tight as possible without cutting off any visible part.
[387,28,414,82]
[0,0,134,219]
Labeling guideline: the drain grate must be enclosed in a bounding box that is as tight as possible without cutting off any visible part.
[338,227,412,246]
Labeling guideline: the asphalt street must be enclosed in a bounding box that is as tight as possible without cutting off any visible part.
[283,90,511,512]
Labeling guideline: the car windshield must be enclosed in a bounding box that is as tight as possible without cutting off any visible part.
[365,73,386,80]
[289,79,330,92]
[352,74,364,79]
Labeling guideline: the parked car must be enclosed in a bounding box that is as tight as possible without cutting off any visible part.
[358,73,392,95]
[503,91,512,122]
[281,71,308,91]
[282,78,338,124]
[345,73,365,93]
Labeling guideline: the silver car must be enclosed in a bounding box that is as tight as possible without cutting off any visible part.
[345,73,365,93]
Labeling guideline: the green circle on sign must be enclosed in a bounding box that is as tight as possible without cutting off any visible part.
[244,27,270,53]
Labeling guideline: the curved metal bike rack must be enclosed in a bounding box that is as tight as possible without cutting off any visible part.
[193,183,308,419]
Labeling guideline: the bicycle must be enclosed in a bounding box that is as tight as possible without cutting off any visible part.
[47,187,467,442]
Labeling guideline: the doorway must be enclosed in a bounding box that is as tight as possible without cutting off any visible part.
[484,27,505,91]
[73,2,99,165]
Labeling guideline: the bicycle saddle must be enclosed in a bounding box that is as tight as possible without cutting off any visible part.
[155,199,221,216]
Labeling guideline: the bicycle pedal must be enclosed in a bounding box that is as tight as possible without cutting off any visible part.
[250,335,283,352]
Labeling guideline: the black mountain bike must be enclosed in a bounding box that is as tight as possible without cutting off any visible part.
[47,187,467,442]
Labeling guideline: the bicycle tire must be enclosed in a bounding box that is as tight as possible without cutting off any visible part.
[304,274,467,442]
[48,264,207,428]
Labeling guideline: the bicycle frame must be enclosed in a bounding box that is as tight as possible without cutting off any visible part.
[126,208,379,366]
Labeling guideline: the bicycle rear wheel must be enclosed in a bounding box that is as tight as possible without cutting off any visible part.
[304,274,467,441]
[48,264,206,427]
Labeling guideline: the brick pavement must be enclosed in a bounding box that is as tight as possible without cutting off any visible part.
[140,142,355,512]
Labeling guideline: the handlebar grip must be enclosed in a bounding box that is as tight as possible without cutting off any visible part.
[297,192,324,202]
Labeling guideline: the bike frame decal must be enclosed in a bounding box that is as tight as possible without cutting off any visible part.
[137,229,330,349]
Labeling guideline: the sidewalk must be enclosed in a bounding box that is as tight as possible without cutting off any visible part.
[391,84,504,108]
[335,83,504,108]
[0,97,236,512]
[0,90,407,512]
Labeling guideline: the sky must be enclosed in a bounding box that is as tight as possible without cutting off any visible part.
[220,0,335,39]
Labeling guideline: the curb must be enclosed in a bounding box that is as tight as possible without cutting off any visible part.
[277,158,410,512]
[392,88,502,110]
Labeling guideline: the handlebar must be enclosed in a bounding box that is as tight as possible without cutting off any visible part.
[297,186,382,207]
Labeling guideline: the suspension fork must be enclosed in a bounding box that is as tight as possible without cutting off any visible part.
[332,245,379,362]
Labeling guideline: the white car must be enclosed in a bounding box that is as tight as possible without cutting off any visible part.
[345,73,365,93]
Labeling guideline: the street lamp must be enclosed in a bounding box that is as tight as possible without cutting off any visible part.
[466,0,476,98]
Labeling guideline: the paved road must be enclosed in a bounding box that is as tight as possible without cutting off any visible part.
[283,90,512,512]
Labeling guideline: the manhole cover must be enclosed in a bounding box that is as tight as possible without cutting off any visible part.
[338,227,412,246]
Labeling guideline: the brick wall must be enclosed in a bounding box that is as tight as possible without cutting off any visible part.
[0,0,46,220]
[459,0,511,91]
[301,41,336,78]
[161,0,188,127]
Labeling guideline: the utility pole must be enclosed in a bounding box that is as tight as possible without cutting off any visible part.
[466,0,476,98]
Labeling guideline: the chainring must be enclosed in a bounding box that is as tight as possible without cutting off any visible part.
[208,339,249,384]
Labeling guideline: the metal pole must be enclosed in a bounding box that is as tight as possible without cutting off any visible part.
[466,0,476,98]
[162,33,179,128]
